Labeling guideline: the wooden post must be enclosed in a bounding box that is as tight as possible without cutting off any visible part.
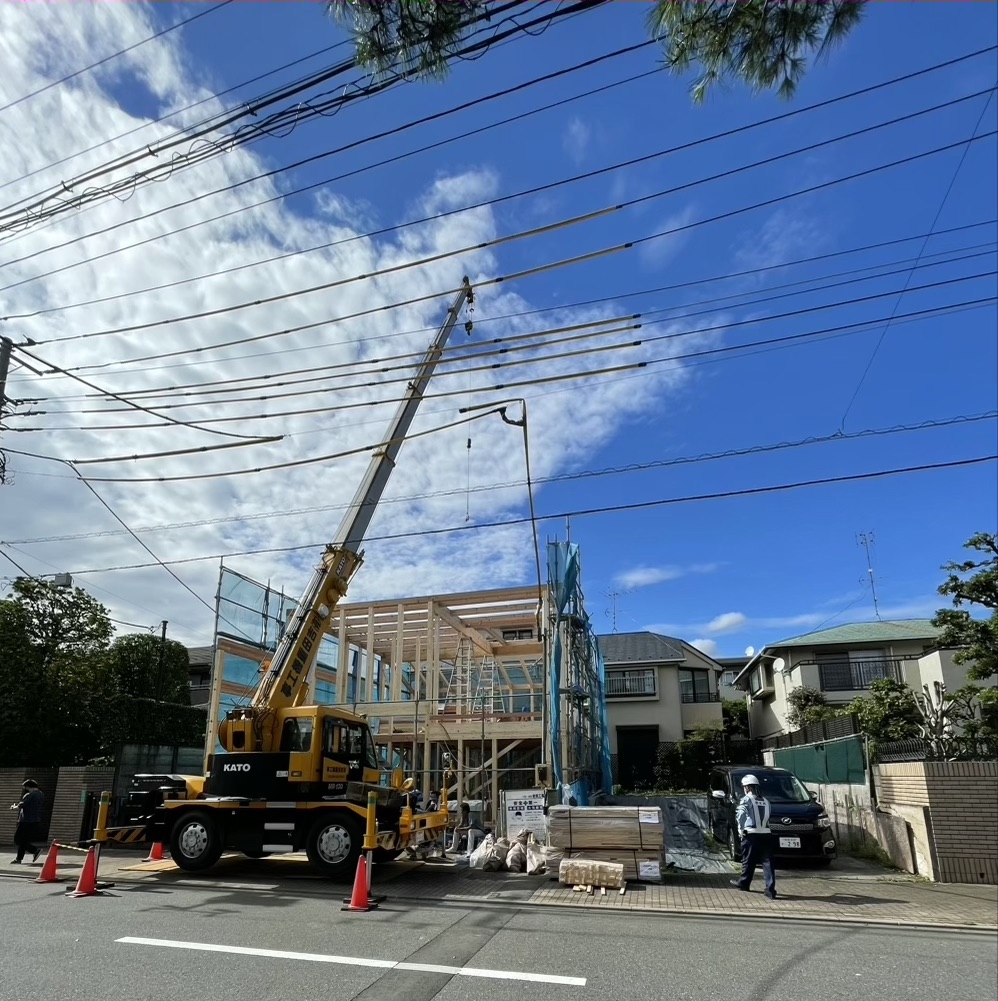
[491,736,499,827]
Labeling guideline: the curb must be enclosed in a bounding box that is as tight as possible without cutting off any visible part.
[2,866,995,936]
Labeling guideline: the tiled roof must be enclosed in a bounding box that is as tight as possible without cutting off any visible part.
[772,619,940,649]
[186,645,214,667]
[597,631,685,664]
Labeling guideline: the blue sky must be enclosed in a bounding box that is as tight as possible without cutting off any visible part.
[0,1,995,655]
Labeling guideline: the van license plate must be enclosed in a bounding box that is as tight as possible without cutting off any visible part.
[779,837,801,849]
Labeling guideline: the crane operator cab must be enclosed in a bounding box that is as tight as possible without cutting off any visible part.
[207,706,385,801]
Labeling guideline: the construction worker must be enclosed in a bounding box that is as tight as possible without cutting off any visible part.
[9,779,45,865]
[729,774,777,899]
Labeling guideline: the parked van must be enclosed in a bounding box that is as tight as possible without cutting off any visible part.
[708,765,837,864]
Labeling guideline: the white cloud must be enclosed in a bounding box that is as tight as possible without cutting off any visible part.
[705,612,747,634]
[690,637,718,657]
[648,599,940,645]
[0,4,702,646]
[562,116,591,165]
[639,204,698,270]
[612,562,719,590]
[732,206,831,278]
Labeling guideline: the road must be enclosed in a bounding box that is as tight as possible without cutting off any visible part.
[1,875,995,1001]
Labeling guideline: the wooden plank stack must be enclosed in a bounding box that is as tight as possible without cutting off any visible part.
[558,857,625,891]
[548,806,665,886]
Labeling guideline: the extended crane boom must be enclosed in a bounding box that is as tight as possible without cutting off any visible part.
[219,278,474,755]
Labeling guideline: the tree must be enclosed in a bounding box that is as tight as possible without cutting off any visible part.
[785,686,840,730]
[0,578,116,766]
[722,698,749,737]
[847,678,921,745]
[103,633,192,705]
[329,0,866,104]
[931,532,998,681]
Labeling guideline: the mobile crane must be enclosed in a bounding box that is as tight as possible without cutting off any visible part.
[94,279,474,877]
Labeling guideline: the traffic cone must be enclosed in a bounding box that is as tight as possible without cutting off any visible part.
[67,846,101,898]
[341,855,377,912]
[35,843,64,884]
[143,842,165,863]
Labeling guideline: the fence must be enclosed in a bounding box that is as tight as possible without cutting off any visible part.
[763,714,861,749]
[874,736,998,763]
[772,735,867,785]
[612,737,762,792]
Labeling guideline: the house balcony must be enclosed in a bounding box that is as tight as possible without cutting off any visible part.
[605,669,657,698]
[809,657,907,692]
[680,691,720,703]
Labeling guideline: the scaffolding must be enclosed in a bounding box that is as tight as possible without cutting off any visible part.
[206,542,610,822]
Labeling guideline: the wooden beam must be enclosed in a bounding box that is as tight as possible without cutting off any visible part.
[434,602,493,657]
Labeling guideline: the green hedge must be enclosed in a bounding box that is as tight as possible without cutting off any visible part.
[101,695,207,751]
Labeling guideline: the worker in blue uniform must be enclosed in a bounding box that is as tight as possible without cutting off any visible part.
[729,774,777,899]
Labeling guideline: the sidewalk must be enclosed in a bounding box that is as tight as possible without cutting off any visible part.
[4,848,996,930]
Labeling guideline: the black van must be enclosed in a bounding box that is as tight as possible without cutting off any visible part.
[708,765,837,864]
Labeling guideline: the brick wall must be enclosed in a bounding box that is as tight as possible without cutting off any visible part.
[0,767,114,847]
[0,768,58,847]
[47,767,116,844]
[876,760,998,885]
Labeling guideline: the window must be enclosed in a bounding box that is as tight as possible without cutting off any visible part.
[279,717,313,753]
[816,649,899,691]
[679,668,715,703]
[720,671,738,688]
[502,628,534,641]
[322,718,379,770]
[606,668,656,697]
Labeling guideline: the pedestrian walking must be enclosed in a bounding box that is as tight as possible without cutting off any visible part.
[9,779,45,865]
[729,773,777,899]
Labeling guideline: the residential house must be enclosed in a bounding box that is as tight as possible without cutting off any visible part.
[715,656,749,702]
[186,645,214,706]
[598,631,724,788]
[732,619,985,740]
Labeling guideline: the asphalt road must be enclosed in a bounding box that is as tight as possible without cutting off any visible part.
[1,876,996,1001]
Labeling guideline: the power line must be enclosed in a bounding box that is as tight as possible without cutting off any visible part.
[32,277,996,426]
[13,411,990,545]
[20,126,997,367]
[0,0,598,239]
[58,456,998,577]
[23,292,995,471]
[0,1,233,116]
[15,296,993,434]
[4,45,991,304]
[839,88,998,428]
[0,39,350,198]
[37,218,992,381]
[38,245,992,407]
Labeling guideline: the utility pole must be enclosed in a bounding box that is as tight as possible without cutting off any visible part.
[0,337,11,485]
[157,620,168,700]
[858,532,882,621]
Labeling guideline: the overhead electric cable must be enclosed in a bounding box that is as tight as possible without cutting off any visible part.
[0,1,233,116]
[22,125,997,364]
[57,456,998,576]
[5,412,993,545]
[3,45,992,301]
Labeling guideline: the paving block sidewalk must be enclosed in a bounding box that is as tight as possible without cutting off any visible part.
[3,849,995,929]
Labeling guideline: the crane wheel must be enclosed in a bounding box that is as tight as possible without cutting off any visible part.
[169,811,224,872]
[305,813,363,879]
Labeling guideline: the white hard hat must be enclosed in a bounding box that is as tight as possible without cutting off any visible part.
[741,774,760,787]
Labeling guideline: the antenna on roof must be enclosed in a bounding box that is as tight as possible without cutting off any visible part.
[857,531,882,621]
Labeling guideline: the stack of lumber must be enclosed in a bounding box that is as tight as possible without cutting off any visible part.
[549,806,664,884]
[564,848,662,883]
[558,857,624,890]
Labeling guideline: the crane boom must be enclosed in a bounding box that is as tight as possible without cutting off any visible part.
[224,278,474,750]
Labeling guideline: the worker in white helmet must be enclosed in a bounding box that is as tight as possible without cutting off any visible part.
[729,774,777,899]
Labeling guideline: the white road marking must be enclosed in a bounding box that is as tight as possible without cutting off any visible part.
[116,937,587,986]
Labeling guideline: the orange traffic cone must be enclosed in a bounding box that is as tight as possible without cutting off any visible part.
[67,846,101,898]
[341,855,377,912]
[143,842,165,863]
[35,843,64,884]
